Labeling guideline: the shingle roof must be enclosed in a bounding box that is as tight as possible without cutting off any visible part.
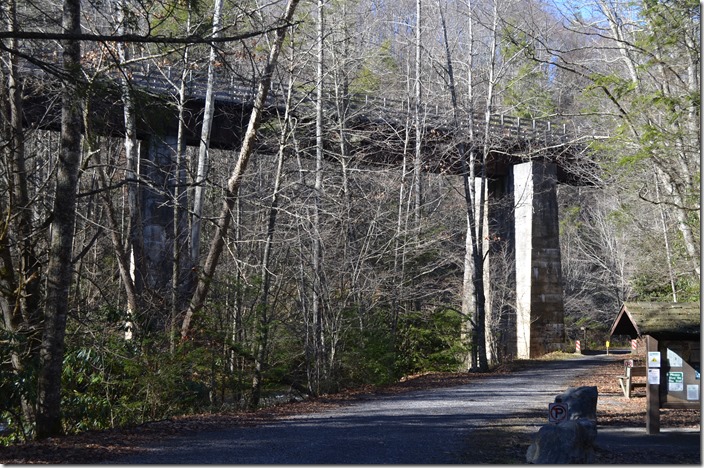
[609,302,700,339]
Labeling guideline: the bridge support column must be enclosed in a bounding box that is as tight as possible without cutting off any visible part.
[476,177,516,364]
[513,161,565,358]
[140,135,177,294]
[137,134,190,331]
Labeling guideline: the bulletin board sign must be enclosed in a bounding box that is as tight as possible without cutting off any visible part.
[660,339,700,408]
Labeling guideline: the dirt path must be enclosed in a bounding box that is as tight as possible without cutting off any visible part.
[99,354,613,464]
[2,352,698,464]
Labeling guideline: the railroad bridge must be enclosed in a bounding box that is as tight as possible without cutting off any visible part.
[18,62,595,359]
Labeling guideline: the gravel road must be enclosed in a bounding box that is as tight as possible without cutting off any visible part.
[104,355,613,464]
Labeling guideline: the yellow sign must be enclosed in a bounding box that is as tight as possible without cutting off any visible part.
[648,351,661,368]
[606,341,610,348]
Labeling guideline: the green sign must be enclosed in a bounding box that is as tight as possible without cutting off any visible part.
[668,372,683,383]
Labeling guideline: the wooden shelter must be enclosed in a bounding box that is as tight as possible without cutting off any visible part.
[609,302,700,340]
[609,302,700,434]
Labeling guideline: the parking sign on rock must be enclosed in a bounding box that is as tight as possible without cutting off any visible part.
[548,402,568,423]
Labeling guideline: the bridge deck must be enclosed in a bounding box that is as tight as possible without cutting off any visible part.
[17,61,593,183]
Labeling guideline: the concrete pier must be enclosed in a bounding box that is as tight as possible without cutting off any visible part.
[513,161,565,358]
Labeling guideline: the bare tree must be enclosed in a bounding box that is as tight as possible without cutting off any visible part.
[116,0,143,338]
[515,0,699,282]
[180,0,301,339]
[412,0,424,231]
[434,0,483,370]
[250,35,299,407]
[190,0,224,267]
[35,0,83,438]
[0,0,43,431]
[308,0,327,394]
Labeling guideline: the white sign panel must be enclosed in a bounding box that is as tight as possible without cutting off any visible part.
[667,349,683,368]
[648,351,661,368]
[648,368,660,384]
[687,385,700,401]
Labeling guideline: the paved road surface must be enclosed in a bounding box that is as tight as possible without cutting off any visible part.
[104,355,617,464]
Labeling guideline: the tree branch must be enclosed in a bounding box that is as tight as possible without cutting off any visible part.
[0,23,298,45]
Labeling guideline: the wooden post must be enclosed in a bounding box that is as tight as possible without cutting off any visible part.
[645,335,660,434]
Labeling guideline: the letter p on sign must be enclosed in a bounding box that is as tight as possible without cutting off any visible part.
[548,403,568,423]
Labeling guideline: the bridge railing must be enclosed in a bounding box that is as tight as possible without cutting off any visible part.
[132,64,573,146]
[131,67,270,105]
[19,59,575,147]
[338,93,571,146]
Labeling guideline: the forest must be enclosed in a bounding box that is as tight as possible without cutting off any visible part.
[0,0,699,442]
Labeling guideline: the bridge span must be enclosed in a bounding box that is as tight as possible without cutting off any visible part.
[19,61,590,179]
[17,61,597,359]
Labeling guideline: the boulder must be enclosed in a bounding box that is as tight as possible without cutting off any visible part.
[526,386,599,464]
[554,385,598,422]
[526,419,597,464]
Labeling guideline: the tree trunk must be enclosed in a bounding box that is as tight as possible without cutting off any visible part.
[438,0,472,371]
[457,0,486,372]
[172,21,192,350]
[81,84,141,335]
[412,0,423,233]
[181,0,300,339]
[391,88,413,379]
[472,0,501,373]
[35,0,82,438]
[310,0,326,394]
[1,0,42,428]
[653,171,677,302]
[118,0,144,337]
[251,64,295,409]
[190,0,224,265]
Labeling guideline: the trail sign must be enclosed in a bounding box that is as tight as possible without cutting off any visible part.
[668,372,684,392]
[648,351,661,368]
[548,403,568,423]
